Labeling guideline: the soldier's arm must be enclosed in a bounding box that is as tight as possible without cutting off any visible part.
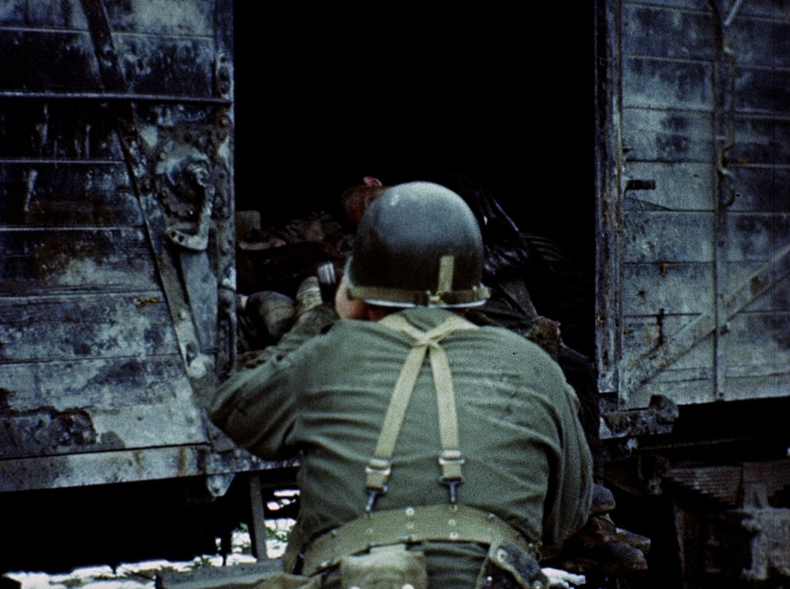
[541,381,595,549]
[209,303,337,458]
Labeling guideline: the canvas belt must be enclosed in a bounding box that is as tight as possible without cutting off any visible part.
[302,503,535,576]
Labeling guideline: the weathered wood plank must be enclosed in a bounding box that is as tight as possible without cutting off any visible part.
[623,314,714,372]
[0,99,124,159]
[730,165,790,213]
[623,212,789,265]
[650,365,714,384]
[623,161,714,211]
[0,26,217,98]
[644,360,790,386]
[0,396,204,458]
[636,377,715,408]
[624,261,790,317]
[0,227,159,294]
[726,212,790,262]
[732,116,790,166]
[0,31,101,92]
[114,35,215,97]
[623,5,715,61]
[622,262,714,315]
[0,0,88,28]
[0,1,27,26]
[723,310,790,370]
[30,0,88,28]
[622,310,790,406]
[735,1,790,20]
[624,0,710,10]
[0,1,237,499]
[0,294,177,362]
[0,445,209,491]
[623,57,713,111]
[624,0,788,21]
[730,17,790,68]
[724,263,790,312]
[724,373,790,402]
[622,108,715,162]
[105,0,215,36]
[0,163,140,227]
[735,67,790,114]
[1,354,189,409]
[620,246,790,398]
[622,211,716,263]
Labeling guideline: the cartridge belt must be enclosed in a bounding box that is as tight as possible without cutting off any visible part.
[302,504,537,576]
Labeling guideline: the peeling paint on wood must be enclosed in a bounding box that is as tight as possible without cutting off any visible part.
[0,0,237,490]
[599,0,790,413]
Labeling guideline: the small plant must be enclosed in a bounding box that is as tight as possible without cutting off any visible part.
[189,555,217,570]
[266,521,292,544]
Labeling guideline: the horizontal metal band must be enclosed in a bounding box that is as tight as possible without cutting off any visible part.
[347,284,491,307]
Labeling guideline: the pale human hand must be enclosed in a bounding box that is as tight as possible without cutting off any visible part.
[542,568,587,588]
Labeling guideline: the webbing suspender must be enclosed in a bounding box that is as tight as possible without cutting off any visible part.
[364,314,479,512]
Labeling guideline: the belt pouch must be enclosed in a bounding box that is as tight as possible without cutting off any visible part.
[339,544,428,589]
[475,542,548,589]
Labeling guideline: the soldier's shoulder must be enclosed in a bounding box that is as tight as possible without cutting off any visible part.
[474,321,541,347]
[474,323,564,370]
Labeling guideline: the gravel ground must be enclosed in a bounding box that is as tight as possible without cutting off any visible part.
[6,554,262,589]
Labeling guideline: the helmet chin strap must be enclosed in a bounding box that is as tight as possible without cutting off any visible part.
[436,255,455,293]
[347,253,491,308]
[426,256,455,306]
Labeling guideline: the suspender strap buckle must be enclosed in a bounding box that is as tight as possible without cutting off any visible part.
[438,449,465,504]
[365,457,392,512]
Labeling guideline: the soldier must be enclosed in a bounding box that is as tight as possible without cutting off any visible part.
[342,172,601,468]
[209,182,593,588]
[340,175,387,225]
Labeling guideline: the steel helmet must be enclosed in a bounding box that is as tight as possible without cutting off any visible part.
[346,181,490,307]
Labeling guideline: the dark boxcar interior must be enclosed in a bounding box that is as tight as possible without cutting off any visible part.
[233,5,598,358]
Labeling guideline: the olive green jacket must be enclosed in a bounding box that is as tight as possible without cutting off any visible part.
[210,305,592,563]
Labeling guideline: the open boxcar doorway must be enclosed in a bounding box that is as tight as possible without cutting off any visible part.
[232,6,598,356]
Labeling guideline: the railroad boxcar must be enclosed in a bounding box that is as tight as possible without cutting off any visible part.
[2,1,788,588]
[594,1,790,587]
[0,0,283,573]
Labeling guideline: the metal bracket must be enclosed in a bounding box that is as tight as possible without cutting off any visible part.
[206,472,235,498]
[165,162,215,252]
